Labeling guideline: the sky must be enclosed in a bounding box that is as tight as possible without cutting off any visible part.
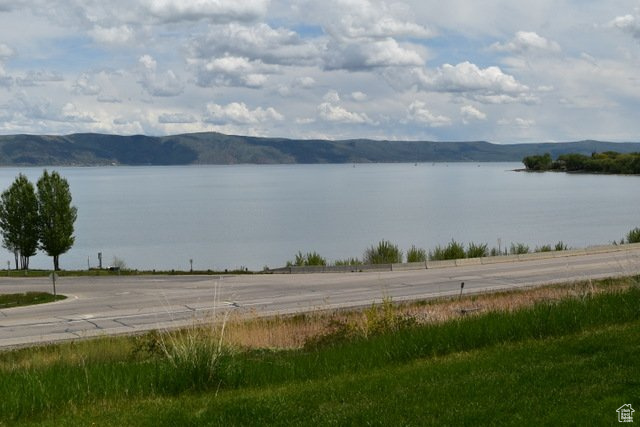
[0,1,640,143]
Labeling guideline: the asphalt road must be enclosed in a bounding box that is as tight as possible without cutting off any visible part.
[1,245,640,348]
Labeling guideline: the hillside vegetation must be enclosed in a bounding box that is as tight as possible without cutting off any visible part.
[2,132,640,165]
[523,151,640,174]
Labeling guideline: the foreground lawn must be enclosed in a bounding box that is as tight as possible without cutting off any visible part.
[2,283,639,426]
[17,321,640,426]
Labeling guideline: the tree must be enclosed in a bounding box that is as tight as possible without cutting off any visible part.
[37,170,77,272]
[0,174,39,270]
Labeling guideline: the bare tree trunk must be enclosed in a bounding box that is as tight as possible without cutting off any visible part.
[13,251,18,270]
[53,255,60,271]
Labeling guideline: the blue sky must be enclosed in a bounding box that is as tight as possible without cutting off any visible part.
[1,0,640,143]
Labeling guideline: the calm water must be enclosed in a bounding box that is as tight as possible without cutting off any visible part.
[0,163,638,271]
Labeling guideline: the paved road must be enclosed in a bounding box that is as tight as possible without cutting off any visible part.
[1,246,640,348]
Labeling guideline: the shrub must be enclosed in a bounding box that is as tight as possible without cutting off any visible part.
[509,243,530,255]
[363,240,403,264]
[466,242,488,258]
[627,228,640,244]
[535,245,552,253]
[554,241,568,251]
[429,239,465,260]
[406,245,427,263]
[287,251,327,267]
[334,258,362,266]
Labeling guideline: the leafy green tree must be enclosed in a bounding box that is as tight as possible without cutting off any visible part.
[0,174,39,270]
[37,171,77,271]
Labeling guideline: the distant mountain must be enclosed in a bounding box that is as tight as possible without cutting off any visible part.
[1,132,640,166]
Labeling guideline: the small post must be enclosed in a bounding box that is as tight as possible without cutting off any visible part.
[50,272,57,298]
[190,259,193,273]
[87,256,90,270]
[459,281,465,300]
[98,252,102,269]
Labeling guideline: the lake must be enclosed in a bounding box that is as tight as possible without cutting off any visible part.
[0,163,638,271]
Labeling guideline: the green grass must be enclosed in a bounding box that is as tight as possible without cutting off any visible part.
[0,292,65,308]
[2,284,640,425]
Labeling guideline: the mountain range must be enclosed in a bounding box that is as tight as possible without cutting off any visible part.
[1,132,640,166]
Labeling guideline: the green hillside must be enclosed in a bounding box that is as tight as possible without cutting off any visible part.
[1,132,640,165]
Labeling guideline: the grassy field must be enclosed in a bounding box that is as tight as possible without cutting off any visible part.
[1,278,639,426]
[0,292,65,309]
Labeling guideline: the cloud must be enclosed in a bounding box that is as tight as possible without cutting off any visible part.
[204,102,283,125]
[138,54,184,96]
[97,94,122,103]
[89,25,135,44]
[320,0,434,41]
[490,31,561,54]
[158,112,197,124]
[15,70,64,87]
[189,23,321,67]
[407,101,451,127]
[411,61,534,104]
[0,43,15,59]
[74,73,101,96]
[10,95,96,124]
[324,38,424,71]
[323,90,341,103]
[610,14,640,41]
[293,76,316,88]
[460,105,487,123]
[498,117,535,128]
[351,91,367,101]
[194,55,276,88]
[142,0,268,23]
[317,102,373,124]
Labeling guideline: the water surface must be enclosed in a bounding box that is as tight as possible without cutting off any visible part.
[0,163,637,271]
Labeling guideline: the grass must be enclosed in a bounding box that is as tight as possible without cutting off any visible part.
[1,278,639,425]
[33,322,640,426]
[0,292,65,308]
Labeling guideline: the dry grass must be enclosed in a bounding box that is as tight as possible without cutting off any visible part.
[219,277,637,350]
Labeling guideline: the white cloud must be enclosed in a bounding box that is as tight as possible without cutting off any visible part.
[610,14,640,41]
[15,70,64,87]
[142,0,268,23]
[460,105,487,122]
[0,43,15,59]
[89,25,135,44]
[325,38,424,70]
[319,0,434,41]
[323,90,341,103]
[158,112,197,124]
[411,61,534,104]
[189,23,321,67]
[204,102,283,125]
[194,56,276,88]
[351,91,367,101]
[317,102,372,124]
[491,31,561,54]
[407,101,451,127]
[294,76,316,88]
[138,54,184,97]
[74,73,101,96]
